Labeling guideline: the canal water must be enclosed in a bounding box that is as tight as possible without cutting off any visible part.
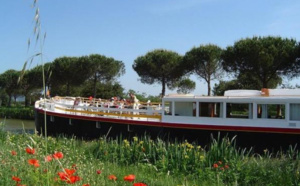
[0,118,35,134]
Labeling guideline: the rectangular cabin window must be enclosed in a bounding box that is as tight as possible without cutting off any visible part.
[226,103,252,119]
[290,104,300,121]
[164,101,172,115]
[257,104,285,119]
[199,102,222,118]
[174,102,195,117]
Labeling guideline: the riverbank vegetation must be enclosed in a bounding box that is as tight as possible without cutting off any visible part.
[1,125,300,185]
[0,106,34,120]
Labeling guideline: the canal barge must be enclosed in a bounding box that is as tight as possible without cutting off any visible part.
[34,88,300,149]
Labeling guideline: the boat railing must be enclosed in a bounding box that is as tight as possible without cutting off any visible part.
[38,97,162,121]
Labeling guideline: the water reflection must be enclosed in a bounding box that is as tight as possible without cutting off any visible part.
[0,119,35,134]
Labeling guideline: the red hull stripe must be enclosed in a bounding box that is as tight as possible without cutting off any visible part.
[36,109,300,134]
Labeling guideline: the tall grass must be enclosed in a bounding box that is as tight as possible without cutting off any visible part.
[1,127,300,185]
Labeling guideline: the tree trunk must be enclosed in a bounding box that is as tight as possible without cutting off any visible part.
[24,95,29,107]
[207,76,211,96]
[161,77,166,97]
[207,81,211,96]
[93,73,97,98]
[8,95,12,107]
[66,83,70,96]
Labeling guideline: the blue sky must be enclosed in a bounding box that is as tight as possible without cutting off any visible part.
[1,0,300,96]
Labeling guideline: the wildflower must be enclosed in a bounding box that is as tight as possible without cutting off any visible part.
[123,139,130,147]
[58,168,80,184]
[45,155,52,162]
[213,163,218,168]
[96,170,102,174]
[218,161,222,165]
[220,167,224,171]
[133,136,138,142]
[12,176,21,182]
[133,183,148,186]
[53,151,64,159]
[11,150,17,156]
[82,184,90,186]
[28,159,40,167]
[199,155,205,161]
[66,175,80,184]
[124,174,135,182]
[108,174,117,181]
[26,147,35,155]
[224,165,229,169]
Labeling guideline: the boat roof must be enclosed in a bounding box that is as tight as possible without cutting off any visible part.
[163,89,300,102]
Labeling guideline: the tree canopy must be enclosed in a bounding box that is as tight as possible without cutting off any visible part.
[183,44,223,96]
[133,49,183,97]
[222,36,298,88]
[50,56,92,96]
[0,70,20,106]
[88,54,125,97]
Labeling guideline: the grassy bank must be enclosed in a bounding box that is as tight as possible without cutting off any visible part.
[0,106,34,120]
[0,126,300,185]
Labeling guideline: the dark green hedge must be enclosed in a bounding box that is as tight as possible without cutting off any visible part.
[0,107,34,120]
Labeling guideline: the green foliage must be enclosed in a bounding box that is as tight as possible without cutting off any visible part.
[0,69,20,107]
[0,107,34,120]
[183,44,223,95]
[87,54,125,97]
[133,49,184,96]
[0,130,300,185]
[174,78,196,94]
[222,36,298,88]
[80,81,125,99]
[50,56,92,96]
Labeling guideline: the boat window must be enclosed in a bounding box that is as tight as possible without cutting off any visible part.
[257,104,285,119]
[174,102,195,117]
[164,101,172,115]
[226,103,252,119]
[290,104,300,121]
[199,102,222,118]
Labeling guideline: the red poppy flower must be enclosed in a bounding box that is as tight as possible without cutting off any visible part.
[11,150,17,156]
[28,159,40,167]
[96,170,102,174]
[65,168,76,175]
[82,184,90,186]
[45,155,52,162]
[213,163,218,168]
[133,183,148,186]
[108,174,117,181]
[53,151,64,159]
[26,147,35,155]
[124,174,135,182]
[66,175,80,184]
[57,168,80,184]
[224,165,229,169]
[12,176,21,182]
